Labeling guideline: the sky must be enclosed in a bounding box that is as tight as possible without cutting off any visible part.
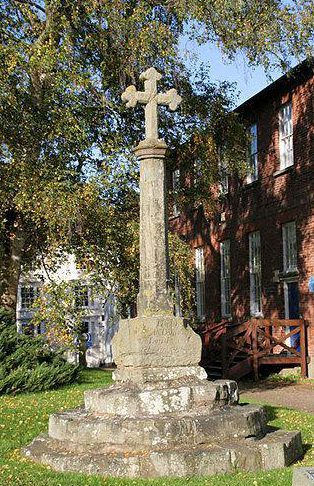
[179,37,284,107]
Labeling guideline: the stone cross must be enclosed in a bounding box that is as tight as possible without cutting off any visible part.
[122,68,182,317]
[122,67,181,140]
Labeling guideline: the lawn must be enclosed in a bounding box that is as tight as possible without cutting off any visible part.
[1,369,313,486]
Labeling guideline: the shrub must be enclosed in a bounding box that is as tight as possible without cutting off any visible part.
[0,309,80,395]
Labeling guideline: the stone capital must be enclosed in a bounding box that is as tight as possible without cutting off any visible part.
[133,138,168,160]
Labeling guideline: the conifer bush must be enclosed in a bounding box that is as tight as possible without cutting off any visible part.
[0,309,80,395]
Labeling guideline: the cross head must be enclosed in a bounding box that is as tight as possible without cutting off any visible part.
[121,67,182,140]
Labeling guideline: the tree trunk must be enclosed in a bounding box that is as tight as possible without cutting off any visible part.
[0,215,25,312]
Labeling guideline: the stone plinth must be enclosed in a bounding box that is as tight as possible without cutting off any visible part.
[112,316,206,382]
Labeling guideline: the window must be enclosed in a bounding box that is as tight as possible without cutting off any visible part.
[21,286,38,309]
[195,247,205,321]
[279,102,293,169]
[74,285,89,308]
[246,123,258,184]
[282,221,297,272]
[172,168,180,217]
[220,240,231,317]
[249,232,262,316]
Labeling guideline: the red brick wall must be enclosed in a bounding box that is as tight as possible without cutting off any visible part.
[170,67,314,375]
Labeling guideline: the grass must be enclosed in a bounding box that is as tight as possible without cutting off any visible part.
[265,372,314,387]
[0,369,314,486]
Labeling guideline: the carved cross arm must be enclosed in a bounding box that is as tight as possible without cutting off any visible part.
[157,89,182,111]
[121,86,150,108]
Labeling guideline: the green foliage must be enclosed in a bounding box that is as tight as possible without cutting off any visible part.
[168,232,196,324]
[0,312,79,395]
[0,1,313,311]
[31,281,91,349]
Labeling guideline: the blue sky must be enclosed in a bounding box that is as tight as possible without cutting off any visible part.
[179,38,284,106]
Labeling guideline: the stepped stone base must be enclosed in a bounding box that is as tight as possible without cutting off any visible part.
[23,316,303,478]
[24,420,302,478]
[23,376,303,478]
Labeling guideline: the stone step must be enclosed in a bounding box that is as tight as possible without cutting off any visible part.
[48,405,267,450]
[84,377,239,416]
[23,429,302,478]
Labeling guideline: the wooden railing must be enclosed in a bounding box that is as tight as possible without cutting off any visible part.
[199,318,308,380]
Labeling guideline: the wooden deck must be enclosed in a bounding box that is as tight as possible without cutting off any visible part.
[199,318,308,380]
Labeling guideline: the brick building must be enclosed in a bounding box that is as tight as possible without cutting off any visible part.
[170,60,314,377]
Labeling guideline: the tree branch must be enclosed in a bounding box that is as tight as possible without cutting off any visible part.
[12,0,46,15]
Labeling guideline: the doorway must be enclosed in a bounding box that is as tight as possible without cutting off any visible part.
[284,280,300,350]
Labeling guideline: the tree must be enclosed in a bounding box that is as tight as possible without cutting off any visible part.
[0,1,313,311]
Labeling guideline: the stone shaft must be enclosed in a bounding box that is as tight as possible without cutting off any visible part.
[134,140,172,316]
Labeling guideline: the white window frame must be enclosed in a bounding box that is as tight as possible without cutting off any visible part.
[20,285,39,310]
[195,247,206,321]
[249,231,262,316]
[74,285,89,308]
[220,240,231,318]
[282,221,297,273]
[279,102,293,169]
[246,123,258,184]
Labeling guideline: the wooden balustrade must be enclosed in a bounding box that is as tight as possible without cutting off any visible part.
[200,318,308,380]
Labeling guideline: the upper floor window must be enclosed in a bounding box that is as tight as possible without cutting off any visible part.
[20,286,39,310]
[279,102,293,169]
[249,231,262,316]
[195,247,205,321]
[246,123,258,184]
[282,221,297,272]
[74,285,89,308]
[220,240,231,318]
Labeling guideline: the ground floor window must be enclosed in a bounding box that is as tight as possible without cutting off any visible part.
[249,231,262,316]
[220,240,231,318]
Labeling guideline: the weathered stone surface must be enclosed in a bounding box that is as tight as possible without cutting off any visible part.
[293,467,314,485]
[23,428,302,478]
[85,377,238,416]
[257,429,303,469]
[112,316,203,382]
[112,364,207,383]
[121,68,181,317]
[48,405,267,450]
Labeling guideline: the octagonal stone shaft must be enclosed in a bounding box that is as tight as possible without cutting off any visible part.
[135,140,173,317]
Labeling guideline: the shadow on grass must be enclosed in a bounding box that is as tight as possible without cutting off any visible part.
[77,367,112,385]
